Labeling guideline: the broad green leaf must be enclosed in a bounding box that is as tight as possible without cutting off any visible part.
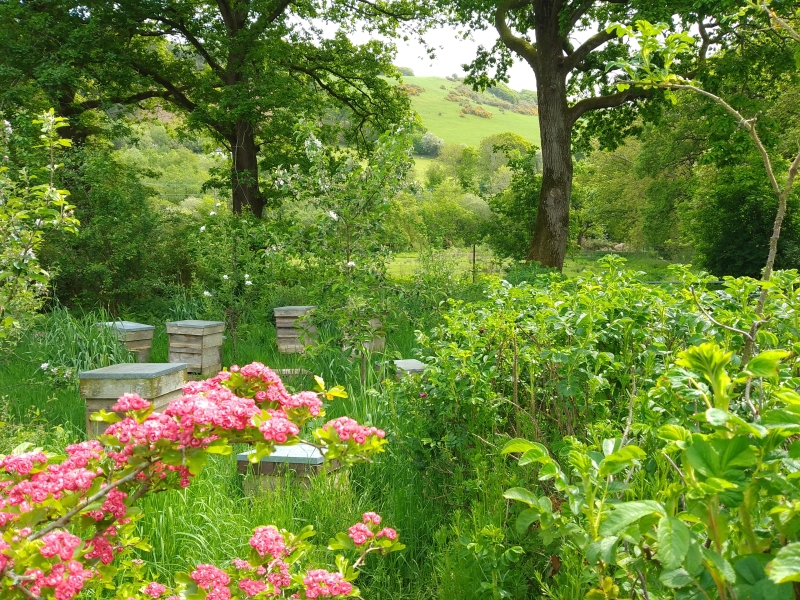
[704,548,736,583]
[503,487,538,506]
[515,509,540,535]
[599,500,665,536]
[660,568,694,589]
[599,444,646,477]
[656,516,691,570]
[501,438,539,455]
[768,543,800,584]
[746,350,789,379]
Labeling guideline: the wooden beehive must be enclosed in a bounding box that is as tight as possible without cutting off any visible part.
[364,318,385,352]
[79,363,188,438]
[237,443,339,493]
[273,306,316,354]
[166,320,225,375]
[393,359,426,380]
[98,321,155,363]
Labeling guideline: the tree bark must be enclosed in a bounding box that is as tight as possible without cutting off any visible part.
[525,1,572,270]
[229,119,266,217]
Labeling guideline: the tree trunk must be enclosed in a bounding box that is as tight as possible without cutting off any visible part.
[526,5,572,270]
[229,120,266,217]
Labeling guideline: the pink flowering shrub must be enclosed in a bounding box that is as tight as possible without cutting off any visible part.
[0,363,397,600]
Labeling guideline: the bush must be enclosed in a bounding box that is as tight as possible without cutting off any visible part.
[417,132,444,157]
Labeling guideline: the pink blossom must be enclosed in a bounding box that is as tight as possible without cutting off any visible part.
[111,393,152,412]
[190,564,230,591]
[362,512,381,525]
[302,569,353,598]
[144,582,167,598]
[39,530,82,561]
[258,416,299,444]
[323,417,385,445]
[0,451,47,474]
[347,523,374,546]
[239,578,267,596]
[283,391,323,416]
[249,525,286,559]
[84,536,114,565]
[231,558,252,570]
[376,527,397,541]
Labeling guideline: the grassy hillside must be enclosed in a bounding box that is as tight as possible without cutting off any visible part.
[402,76,541,148]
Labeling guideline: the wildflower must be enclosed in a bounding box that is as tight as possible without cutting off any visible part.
[346,261,355,268]
[40,362,49,370]
[244,274,250,279]
[204,291,212,297]
[200,226,206,232]
[245,280,252,286]
[328,210,338,221]
[222,275,229,280]
[209,211,216,216]
[249,525,286,559]
[144,582,167,598]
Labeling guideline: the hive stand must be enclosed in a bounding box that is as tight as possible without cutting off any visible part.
[79,363,188,438]
[274,306,317,354]
[166,320,225,375]
[98,321,155,363]
[237,443,339,493]
[393,359,427,380]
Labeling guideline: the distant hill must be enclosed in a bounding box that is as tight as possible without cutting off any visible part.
[400,76,541,148]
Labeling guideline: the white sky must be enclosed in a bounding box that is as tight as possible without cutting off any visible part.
[351,25,539,91]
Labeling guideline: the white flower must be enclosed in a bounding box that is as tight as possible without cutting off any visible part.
[328,211,339,221]
[203,291,212,297]
[245,280,253,286]
[222,275,229,280]
[244,274,250,279]
[40,362,49,370]
[346,261,356,268]
[200,226,206,232]
[209,211,216,216]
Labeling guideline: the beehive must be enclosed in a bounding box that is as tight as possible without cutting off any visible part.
[393,359,426,380]
[273,306,316,353]
[166,320,225,375]
[79,363,188,438]
[98,321,155,363]
[237,443,339,493]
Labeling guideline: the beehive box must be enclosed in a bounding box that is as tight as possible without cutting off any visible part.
[364,318,385,352]
[393,359,426,380]
[273,306,316,354]
[98,321,155,363]
[237,443,339,493]
[79,363,188,438]
[166,320,225,375]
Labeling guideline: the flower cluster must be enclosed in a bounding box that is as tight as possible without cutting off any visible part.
[0,362,393,600]
[323,417,385,445]
[347,513,398,547]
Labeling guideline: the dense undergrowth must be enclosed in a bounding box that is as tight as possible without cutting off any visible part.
[4,257,800,598]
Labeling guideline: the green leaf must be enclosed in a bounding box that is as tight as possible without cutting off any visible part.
[502,438,540,455]
[746,350,789,379]
[515,509,540,535]
[599,500,665,536]
[660,568,694,589]
[768,543,800,584]
[503,487,538,506]
[656,516,691,570]
[705,548,736,583]
[599,444,646,477]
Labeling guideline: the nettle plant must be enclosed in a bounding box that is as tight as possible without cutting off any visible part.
[0,110,78,350]
[273,121,415,353]
[0,363,403,600]
[503,343,800,599]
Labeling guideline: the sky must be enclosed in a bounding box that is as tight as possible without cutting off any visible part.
[352,25,539,91]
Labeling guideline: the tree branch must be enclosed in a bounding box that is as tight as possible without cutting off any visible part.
[564,29,617,72]
[131,62,197,112]
[494,0,537,73]
[155,16,227,81]
[568,87,652,125]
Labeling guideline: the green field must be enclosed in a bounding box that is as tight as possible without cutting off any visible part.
[403,76,541,147]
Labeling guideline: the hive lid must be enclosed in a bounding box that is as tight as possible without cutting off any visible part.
[166,320,225,328]
[98,321,155,332]
[394,359,426,372]
[237,443,324,466]
[79,363,188,379]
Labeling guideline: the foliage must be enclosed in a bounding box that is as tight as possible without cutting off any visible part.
[0,111,78,351]
[415,131,445,157]
[0,363,397,600]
